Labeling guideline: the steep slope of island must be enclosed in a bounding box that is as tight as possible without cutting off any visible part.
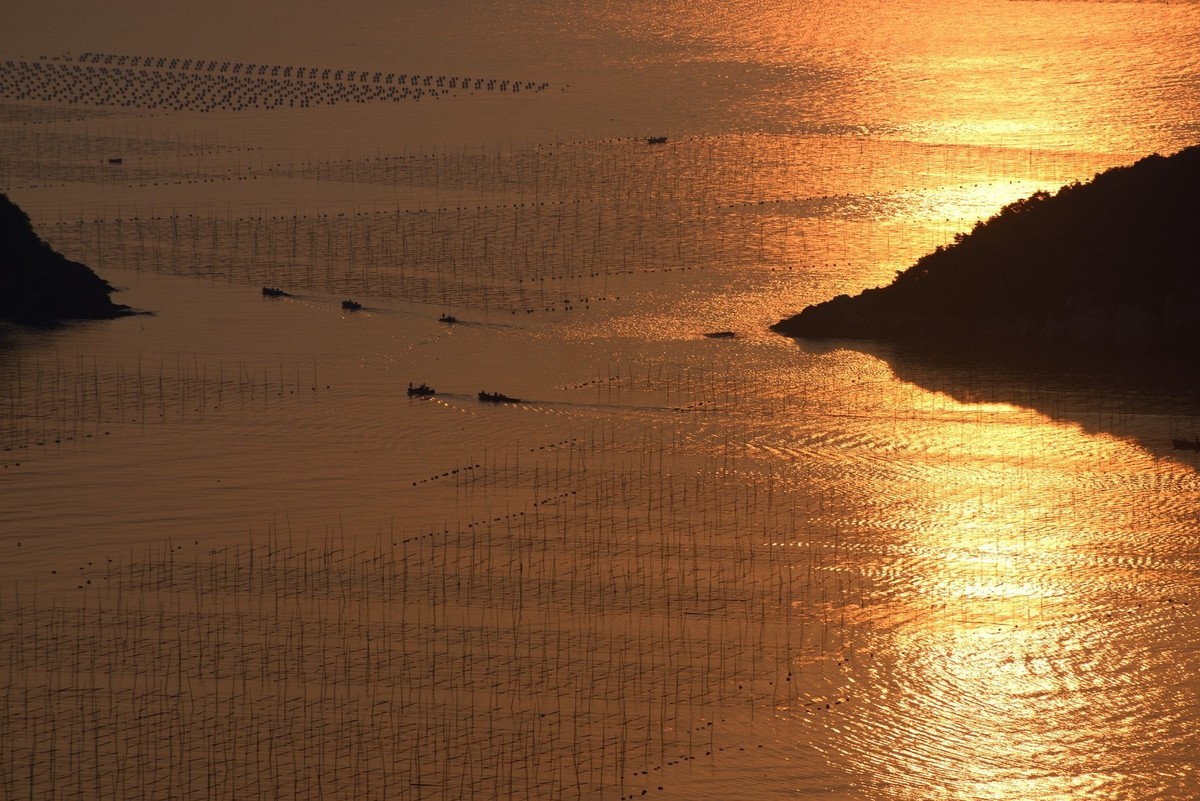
[1,193,131,325]
[772,146,1200,362]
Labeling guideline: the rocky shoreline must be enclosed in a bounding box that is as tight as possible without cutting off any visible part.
[1,194,132,326]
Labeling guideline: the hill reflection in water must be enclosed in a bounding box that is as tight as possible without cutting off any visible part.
[878,343,1200,469]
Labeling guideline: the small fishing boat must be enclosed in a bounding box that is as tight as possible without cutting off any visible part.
[646,136,668,145]
[341,299,362,311]
[438,314,458,324]
[407,382,436,397]
[478,390,520,403]
[704,330,736,338]
[262,286,287,297]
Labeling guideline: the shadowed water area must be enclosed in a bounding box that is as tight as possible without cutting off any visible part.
[2,1,1199,798]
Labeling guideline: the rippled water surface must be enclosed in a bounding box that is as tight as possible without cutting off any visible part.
[2,1,1200,798]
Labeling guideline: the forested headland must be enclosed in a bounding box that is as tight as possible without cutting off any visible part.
[772,146,1200,368]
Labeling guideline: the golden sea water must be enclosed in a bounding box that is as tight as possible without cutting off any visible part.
[2,1,1199,798]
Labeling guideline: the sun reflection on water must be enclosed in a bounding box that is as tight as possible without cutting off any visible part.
[816,376,1200,800]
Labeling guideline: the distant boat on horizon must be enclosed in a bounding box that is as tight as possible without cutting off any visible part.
[341,299,362,311]
[408,382,436,397]
[478,390,520,403]
[262,286,287,298]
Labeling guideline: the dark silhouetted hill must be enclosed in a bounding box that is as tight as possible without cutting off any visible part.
[772,146,1200,367]
[1,193,131,325]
